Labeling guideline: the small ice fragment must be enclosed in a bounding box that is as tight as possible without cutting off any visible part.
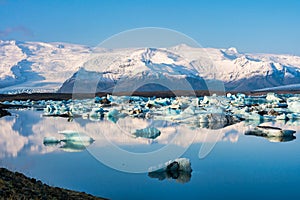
[107,109,127,123]
[246,125,296,137]
[133,127,161,139]
[59,130,94,144]
[43,137,60,145]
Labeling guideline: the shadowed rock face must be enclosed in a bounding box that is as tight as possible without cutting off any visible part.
[225,74,300,91]
[58,68,210,94]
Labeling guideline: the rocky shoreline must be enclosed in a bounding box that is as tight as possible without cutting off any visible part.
[0,168,107,200]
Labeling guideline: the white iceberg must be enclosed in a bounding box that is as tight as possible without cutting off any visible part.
[287,100,300,113]
[266,93,282,103]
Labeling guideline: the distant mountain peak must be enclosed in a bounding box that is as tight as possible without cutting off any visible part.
[226,47,239,54]
[1,40,300,94]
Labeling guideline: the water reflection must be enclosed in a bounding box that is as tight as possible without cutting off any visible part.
[0,109,299,159]
[43,131,95,152]
[245,133,296,142]
[148,170,191,184]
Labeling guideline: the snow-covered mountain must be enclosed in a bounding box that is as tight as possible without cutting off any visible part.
[0,40,90,94]
[1,40,300,94]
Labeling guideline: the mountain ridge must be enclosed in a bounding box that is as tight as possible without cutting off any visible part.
[1,40,300,94]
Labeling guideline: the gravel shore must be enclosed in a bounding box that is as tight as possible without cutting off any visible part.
[0,168,107,200]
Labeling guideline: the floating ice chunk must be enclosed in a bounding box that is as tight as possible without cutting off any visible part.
[169,104,180,110]
[149,158,192,173]
[245,112,263,121]
[88,107,107,119]
[94,96,102,103]
[133,127,161,139]
[256,126,285,137]
[266,93,282,102]
[205,113,227,123]
[181,105,200,115]
[287,113,300,120]
[59,130,94,144]
[95,96,111,104]
[45,104,55,113]
[262,115,275,121]
[275,113,287,120]
[233,107,249,116]
[107,109,127,123]
[43,130,95,152]
[287,100,300,113]
[236,93,246,99]
[201,95,229,108]
[165,107,181,116]
[244,97,267,106]
[154,98,171,106]
[246,125,296,137]
[199,114,209,123]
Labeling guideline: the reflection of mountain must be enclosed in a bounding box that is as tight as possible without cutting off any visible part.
[1,110,299,158]
[0,116,28,158]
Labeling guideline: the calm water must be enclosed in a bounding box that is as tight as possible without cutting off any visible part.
[1,109,300,199]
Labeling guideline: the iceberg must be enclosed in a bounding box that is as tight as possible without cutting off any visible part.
[59,130,94,145]
[287,113,300,120]
[107,109,127,123]
[245,125,296,137]
[149,158,192,173]
[287,100,300,113]
[133,127,161,139]
[266,93,283,103]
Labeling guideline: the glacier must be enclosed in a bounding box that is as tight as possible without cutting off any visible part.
[1,40,300,93]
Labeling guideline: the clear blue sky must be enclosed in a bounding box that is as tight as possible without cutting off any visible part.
[0,0,300,55]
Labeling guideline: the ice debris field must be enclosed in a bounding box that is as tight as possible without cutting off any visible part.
[2,92,300,175]
[2,92,299,139]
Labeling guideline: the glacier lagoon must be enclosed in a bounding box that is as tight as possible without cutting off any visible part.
[1,94,300,199]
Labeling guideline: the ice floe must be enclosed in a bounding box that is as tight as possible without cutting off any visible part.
[148,158,192,183]
[43,130,94,152]
[245,125,296,142]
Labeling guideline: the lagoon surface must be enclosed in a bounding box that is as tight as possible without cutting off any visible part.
[1,109,300,199]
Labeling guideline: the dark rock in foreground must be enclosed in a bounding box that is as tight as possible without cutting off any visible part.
[0,168,107,200]
[0,108,11,118]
